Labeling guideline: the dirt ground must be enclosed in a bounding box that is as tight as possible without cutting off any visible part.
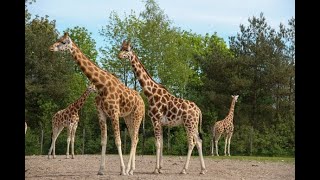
[25,154,294,180]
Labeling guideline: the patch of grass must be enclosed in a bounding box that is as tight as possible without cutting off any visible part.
[207,155,295,163]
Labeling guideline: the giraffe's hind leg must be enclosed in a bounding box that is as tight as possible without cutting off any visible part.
[125,113,142,175]
[66,126,72,159]
[110,113,127,175]
[194,132,207,174]
[96,97,108,175]
[125,127,139,175]
[180,127,195,174]
[70,122,78,159]
[214,133,222,156]
[227,133,233,156]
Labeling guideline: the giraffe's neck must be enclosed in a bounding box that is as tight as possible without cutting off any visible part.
[69,89,92,112]
[68,43,112,88]
[130,53,163,97]
[226,99,236,122]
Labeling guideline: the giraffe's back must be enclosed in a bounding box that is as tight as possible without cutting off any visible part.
[151,95,200,127]
[52,109,79,127]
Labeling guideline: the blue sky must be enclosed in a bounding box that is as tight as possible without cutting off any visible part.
[27,0,294,59]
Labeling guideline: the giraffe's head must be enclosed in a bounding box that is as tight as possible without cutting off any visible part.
[87,83,98,93]
[232,95,239,102]
[49,32,73,52]
[118,40,134,60]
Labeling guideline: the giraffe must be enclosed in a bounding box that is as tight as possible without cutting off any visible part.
[49,33,145,176]
[211,95,239,156]
[48,83,97,159]
[118,40,207,175]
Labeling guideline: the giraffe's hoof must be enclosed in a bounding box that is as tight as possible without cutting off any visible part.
[200,169,207,174]
[180,169,187,174]
[125,169,133,175]
[120,167,127,175]
[97,171,105,175]
[97,167,105,175]
[153,169,160,174]
[128,170,133,175]
[97,172,104,175]
[120,172,127,176]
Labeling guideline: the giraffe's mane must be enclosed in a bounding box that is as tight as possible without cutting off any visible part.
[133,52,169,92]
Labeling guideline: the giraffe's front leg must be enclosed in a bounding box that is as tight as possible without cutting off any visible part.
[224,136,228,156]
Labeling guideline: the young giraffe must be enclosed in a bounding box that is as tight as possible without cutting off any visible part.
[211,95,239,156]
[48,84,97,159]
[49,33,145,175]
[118,40,207,175]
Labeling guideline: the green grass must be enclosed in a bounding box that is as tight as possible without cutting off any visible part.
[207,155,295,163]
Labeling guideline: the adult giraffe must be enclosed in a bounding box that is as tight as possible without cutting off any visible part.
[118,40,206,174]
[49,33,145,175]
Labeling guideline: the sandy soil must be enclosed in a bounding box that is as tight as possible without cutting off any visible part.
[25,154,294,180]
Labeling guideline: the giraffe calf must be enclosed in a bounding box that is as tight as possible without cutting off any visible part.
[211,95,239,156]
[48,84,97,159]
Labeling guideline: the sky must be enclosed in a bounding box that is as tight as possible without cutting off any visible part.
[27,0,295,59]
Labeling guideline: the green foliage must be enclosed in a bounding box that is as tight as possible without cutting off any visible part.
[168,127,187,155]
[25,129,41,155]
